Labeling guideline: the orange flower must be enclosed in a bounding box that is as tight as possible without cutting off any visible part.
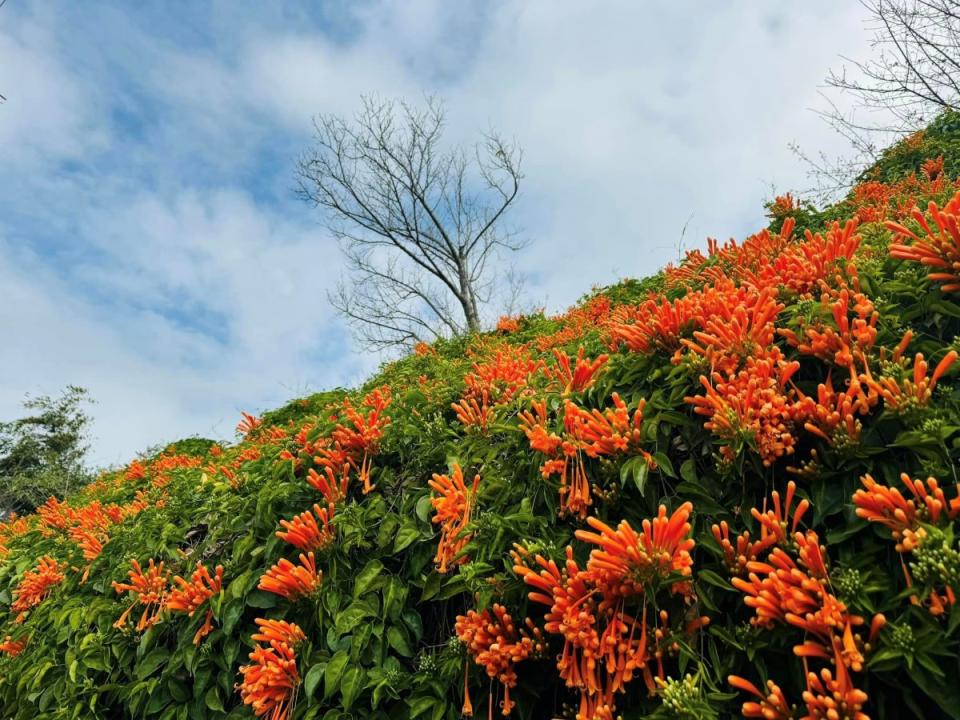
[521,394,653,518]
[496,315,521,333]
[686,352,802,466]
[574,502,695,597]
[514,504,703,720]
[853,473,919,547]
[455,604,542,717]
[727,486,884,694]
[429,465,481,573]
[866,350,957,412]
[802,665,869,720]
[518,400,562,456]
[452,392,494,433]
[251,618,306,647]
[327,387,392,494]
[258,553,322,601]
[69,526,107,583]
[69,527,106,563]
[237,640,300,720]
[547,346,609,395]
[463,346,543,406]
[727,675,792,720]
[237,411,263,437]
[0,635,27,657]
[276,503,336,553]
[125,460,147,482]
[888,190,960,292]
[306,465,350,504]
[112,558,170,631]
[167,563,224,644]
[11,555,65,622]
[750,480,810,548]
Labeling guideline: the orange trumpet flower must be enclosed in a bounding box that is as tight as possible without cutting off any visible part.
[237,640,301,720]
[575,502,695,597]
[258,552,322,601]
[251,618,306,647]
[887,191,960,292]
[276,504,336,553]
[11,556,65,623]
[112,558,170,631]
[166,563,224,644]
[727,675,793,720]
[305,466,349,505]
[455,605,541,717]
[429,465,481,573]
[549,346,609,395]
[0,635,26,657]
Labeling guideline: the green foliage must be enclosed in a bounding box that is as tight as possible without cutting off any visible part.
[0,386,93,514]
[860,110,960,185]
[4,117,960,720]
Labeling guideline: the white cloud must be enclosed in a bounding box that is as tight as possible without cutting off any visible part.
[0,0,888,466]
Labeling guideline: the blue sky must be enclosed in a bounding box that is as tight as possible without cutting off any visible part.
[0,1,881,466]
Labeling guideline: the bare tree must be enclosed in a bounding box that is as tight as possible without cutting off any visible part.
[798,1,960,200]
[297,96,525,350]
[828,0,960,131]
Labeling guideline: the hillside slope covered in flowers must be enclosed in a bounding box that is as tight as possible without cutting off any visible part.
[3,117,960,720]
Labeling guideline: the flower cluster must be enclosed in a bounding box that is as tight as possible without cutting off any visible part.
[864,350,958,413]
[258,553,322,602]
[11,556,64,622]
[519,393,653,518]
[237,412,264,438]
[888,189,960,292]
[0,635,26,657]
[429,464,481,573]
[513,503,701,720]
[166,562,224,644]
[455,604,544,716]
[727,484,884,719]
[318,386,392,495]
[112,558,170,631]
[276,504,336,553]
[545,346,609,395]
[237,619,304,720]
[453,345,544,432]
[854,472,959,614]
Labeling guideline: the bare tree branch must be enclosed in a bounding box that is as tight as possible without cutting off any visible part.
[298,96,526,350]
[803,0,960,199]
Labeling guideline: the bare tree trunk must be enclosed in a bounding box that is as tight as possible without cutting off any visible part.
[297,96,525,350]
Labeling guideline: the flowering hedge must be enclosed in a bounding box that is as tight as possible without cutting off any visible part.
[1,126,960,720]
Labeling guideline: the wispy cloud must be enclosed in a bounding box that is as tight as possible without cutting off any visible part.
[0,1,876,465]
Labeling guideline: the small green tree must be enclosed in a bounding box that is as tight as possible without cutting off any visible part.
[0,386,94,514]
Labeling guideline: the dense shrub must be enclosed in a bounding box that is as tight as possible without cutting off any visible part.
[2,128,960,720]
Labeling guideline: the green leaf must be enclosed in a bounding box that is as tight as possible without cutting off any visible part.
[353,560,384,597]
[387,625,413,657]
[336,602,374,635]
[698,569,734,592]
[245,590,279,609]
[415,495,433,523]
[136,648,169,680]
[679,458,697,484]
[340,666,365,709]
[651,451,675,478]
[633,461,649,494]
[204,686,224,713]
[304,664,324,700]
[393,523,420,553]
[421,571,441,601]
[408,697,436,718]
[324,651,349,700]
